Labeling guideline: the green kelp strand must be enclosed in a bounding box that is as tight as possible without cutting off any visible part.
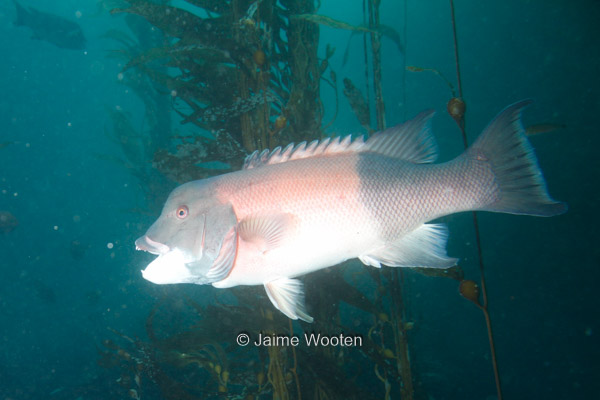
[294,13,373,33]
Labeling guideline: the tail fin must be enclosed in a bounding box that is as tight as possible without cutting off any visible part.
[468,100,567,217]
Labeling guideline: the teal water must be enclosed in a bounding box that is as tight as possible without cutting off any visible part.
[0,1,597,399]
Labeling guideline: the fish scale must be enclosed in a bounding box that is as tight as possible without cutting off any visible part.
[357,155,495,240]
[136,100,566,322]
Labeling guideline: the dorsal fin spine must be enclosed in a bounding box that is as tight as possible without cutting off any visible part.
[242,110,438,169]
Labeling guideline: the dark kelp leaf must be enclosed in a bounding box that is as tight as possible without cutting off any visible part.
[100,29,137,50]
[111,1,227,42]
[343,78,371,131]
[342,25,404,66]
[293,13,373,33]
[296,14,404,65]
[183,0,230,15]
[122,42,232,72]
[377,24,404,53]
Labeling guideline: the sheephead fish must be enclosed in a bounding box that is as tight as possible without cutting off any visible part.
[136,101,566,322]
[12,0,86,50]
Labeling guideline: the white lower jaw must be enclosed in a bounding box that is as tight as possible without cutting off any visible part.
[141,249,194,284]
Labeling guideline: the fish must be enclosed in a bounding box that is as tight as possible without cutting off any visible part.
[31,278,57,304]
[525,123,566,136]
[0,211,18,233]
[12,0,86,50]
[70,239,89,260]
[135,100,567,323]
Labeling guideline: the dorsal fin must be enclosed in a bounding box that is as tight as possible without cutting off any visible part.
[243,110,438,169]
[243,135,366,169]
[363,110,438,163]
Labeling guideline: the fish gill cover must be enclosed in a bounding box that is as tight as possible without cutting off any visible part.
[0,0,597,400]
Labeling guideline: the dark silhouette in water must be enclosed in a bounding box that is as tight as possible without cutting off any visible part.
[31,278,56,304]
[12,0,86,50]
[70,239,89,260]
[0,211,18,233]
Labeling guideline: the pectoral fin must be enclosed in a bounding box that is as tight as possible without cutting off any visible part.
[205,225,237,282]
[359,223,458,269]
[239,213,295,253]
[264,278,313,323]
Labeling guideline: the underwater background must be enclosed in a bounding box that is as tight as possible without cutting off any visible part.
[0,0,598,399]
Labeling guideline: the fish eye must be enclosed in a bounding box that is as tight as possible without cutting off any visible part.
[176,205,189,219]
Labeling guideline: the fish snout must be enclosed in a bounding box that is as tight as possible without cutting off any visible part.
[135,235,170,255]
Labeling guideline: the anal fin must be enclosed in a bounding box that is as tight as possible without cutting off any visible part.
[359,223,458,269]
[264,278,313,323]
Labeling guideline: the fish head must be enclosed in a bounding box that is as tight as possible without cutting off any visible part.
[136,179,238,285]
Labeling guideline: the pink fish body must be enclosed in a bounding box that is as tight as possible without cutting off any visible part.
[136,101,566,322]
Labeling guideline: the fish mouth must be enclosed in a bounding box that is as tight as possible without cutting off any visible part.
[135,235,170,255]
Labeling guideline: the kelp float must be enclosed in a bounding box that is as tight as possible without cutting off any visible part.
[96,1,491,399]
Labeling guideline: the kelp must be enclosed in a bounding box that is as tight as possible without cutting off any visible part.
[100,265,415,400]
[122,42,234,72]
[104,107,150,168]
[101,28,138,50]
[294,13,403,53]
[152,130,246,183]
[111,1,229,40]
[406,65,456,97]
[343,77,371,132]
[184,0,231,15]
[95,1,477,399]
[294,13,374,33]
[103,0,324,188]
